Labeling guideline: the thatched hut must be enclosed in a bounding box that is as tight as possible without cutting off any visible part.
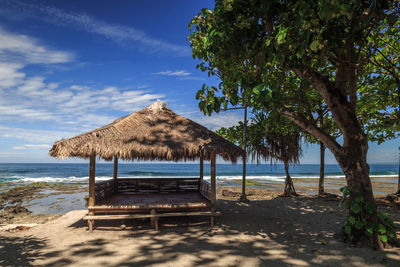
[50,100,244,231]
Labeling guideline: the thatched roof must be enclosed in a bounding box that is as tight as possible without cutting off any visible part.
[49,101,244,162]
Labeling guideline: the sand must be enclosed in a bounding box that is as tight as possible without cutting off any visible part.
[1,195,400,267]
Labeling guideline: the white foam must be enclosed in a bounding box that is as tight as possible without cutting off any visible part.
[4,174,397,184]
[17,176,112,183]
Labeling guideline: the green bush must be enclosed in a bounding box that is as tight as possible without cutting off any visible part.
[340,186,396,245]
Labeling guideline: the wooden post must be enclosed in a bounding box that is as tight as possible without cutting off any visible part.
[210,151,216,227]
[113,156,118,193]
[88,154,96,232]
[151,209,158,230]
[319,143,326,195]
[239,105,248,202]
[113,156,118,180]
[199,152,204,190]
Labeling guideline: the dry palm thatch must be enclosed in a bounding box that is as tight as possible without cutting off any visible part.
[49,101,244,162]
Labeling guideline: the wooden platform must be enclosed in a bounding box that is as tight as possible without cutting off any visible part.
[87,178,215,231]
[89,191,211,212]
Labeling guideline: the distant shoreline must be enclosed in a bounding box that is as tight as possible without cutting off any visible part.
[0,162,399,165]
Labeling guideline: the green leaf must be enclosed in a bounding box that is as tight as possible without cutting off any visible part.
[344,225,352,236]
[253,84,264,95]
[348,216,356,225]
[364,202,375,215]
[365,227,373,237]
[310,40,319,52]
[354,220,365,230]
[222,100,228,110]
[378,224,387,235]
[380,235,388,243]
[355,196,364,203]
[351,203,361,214]
[276,27,288,45]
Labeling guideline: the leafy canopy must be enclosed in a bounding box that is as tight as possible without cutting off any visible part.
[188,0,399,145]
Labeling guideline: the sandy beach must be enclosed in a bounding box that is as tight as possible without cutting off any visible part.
[1,184,400,266]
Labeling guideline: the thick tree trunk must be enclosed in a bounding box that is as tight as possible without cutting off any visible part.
[319,142,325,196]
[397,146,400,195]
[289,63,383,248]
[333,136,384,249]
[318,108,325,196]
[397,80,400,195]
[283,161,297,196]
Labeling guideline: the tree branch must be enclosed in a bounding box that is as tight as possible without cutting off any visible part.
[279,109,343,155]
[292,66,363,145]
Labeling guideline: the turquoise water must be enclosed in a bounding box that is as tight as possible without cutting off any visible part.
[0,163,397,184]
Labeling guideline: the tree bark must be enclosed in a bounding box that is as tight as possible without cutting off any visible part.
[283,161,297,196]
[287,64,383,248]
[397,146,400,195]
[319,142,325,196]
[318,108,325,196]
[397,79,400,195]
[333,133,383,249]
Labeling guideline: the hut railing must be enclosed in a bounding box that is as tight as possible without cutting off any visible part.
[116,178,201,193]
[95,179,116,202]
[199,179,211,200]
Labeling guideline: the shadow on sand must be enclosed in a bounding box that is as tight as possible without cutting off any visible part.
[3,197,400,266]
[0,235,46,266]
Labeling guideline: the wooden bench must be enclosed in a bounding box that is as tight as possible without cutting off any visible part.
[83,210,221,231]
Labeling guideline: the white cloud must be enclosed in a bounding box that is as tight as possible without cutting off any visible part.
[190,112,243,131]
[70,85,91,91]
[0,125,76,144]
[0,77,164,128]
[0,0,190,57]
[0,26,74,94]
[0,26,74,64]
[13,144,52,150]
[154,70,191,76]
[179,76,204,81]
[0,62,25,89]
[0,104,56,121]
[0,26,165,142]
[0,21,170,162]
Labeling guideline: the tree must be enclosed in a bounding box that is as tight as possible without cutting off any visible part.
[218,111,302,196]
[188,0,399,248]
[302,103,341,196]
[361,18,400,193]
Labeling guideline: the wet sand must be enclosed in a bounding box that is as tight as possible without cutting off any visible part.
[0,182,86,224]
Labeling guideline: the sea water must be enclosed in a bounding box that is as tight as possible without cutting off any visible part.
[0,163,397,183]
[0,163,398,199]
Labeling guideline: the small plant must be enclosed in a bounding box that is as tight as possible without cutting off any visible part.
[340,186,396,246]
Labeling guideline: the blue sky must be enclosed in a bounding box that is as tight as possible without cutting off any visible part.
[0,0,398,164]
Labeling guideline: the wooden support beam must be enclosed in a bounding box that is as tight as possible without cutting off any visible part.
[199,152,204,190]
[210,151,217,227]
[83,211,221,220]
[200,153,204,180]
[89,154,96,206]
[113,156,118,180]
[88,154,96,232]
[151,209,157,230]
[113,156,118,193]
[210,151,216,210]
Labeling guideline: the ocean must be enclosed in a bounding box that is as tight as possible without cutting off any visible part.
[0,163,397,184]
[0,163,398,203]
